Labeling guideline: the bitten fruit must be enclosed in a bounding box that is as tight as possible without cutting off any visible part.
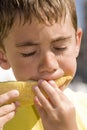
[0,76,72,106]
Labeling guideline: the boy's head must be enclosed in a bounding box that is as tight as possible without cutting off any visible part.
[0,0,82,90]
[0,0,77,44]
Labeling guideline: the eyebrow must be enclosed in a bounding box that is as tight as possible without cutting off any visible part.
[51,36,72,43]
[15,36,72,47]
[15,41,39,47]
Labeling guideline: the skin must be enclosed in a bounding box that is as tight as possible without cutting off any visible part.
[0,90,19,130]
[0,13,82,130]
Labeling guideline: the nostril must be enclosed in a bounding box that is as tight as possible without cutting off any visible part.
[39,62,58,73]
[39,58,59,73]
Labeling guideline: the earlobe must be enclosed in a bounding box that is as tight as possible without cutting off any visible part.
[76,28,83,57]
[0,49,11,69]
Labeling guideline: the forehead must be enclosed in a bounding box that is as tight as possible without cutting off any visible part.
[5,14,74,43]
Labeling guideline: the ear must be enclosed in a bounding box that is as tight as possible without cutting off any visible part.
[0,48,11,70]
[75,28,83,57]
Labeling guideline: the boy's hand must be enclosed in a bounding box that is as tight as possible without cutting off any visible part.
[33,80,78,130]
[0,90,19,130]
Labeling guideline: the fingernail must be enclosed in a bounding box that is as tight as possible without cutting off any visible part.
[38,79,44,84]
[32,86,38,90]
[12,90,19,97]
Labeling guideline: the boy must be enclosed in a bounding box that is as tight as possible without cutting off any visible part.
[0,0,86,130]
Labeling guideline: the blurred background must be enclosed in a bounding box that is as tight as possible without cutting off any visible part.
[70,0,87,92]
[0,0,87,92]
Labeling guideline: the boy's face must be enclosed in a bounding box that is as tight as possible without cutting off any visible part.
[0,15,82,86]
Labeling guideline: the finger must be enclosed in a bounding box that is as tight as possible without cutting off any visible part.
[33,86,52,113]
[0,90,19,106]
[0,103,16,116]
[0,111,15,127]
[48,80,58,90]
[0,127,3,130]
[48,80,63,94]
[34,96,47,119]
[38,80,63,107]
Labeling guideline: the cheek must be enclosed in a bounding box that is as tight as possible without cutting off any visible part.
[10,60,37,80]
[60,57,77,76]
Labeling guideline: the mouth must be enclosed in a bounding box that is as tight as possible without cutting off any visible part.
[0,75,72,106]
[29,75,72,87]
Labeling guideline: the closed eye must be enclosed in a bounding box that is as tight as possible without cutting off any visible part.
[21,51,36,57]
[54,47,67,51]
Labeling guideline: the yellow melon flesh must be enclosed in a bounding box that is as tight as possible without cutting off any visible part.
[0,76,72,106]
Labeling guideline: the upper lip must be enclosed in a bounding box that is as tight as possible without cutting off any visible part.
[31,72,64,81]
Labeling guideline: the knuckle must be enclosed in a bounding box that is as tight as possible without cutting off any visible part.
[0,95,10,106]
[0,103,16,116]
[61,103,75,117]
[0,90,19,105]
[0,94,8,105]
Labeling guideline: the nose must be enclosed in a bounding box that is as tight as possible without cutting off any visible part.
[39,52,59,73]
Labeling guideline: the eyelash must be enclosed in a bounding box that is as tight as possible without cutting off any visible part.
[20,47,67,57]
[21,51,36,57]
[54,47,67,51]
